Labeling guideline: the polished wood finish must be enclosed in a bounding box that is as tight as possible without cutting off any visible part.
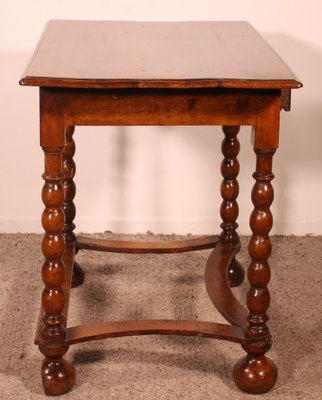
[77,235,218,254]
[220,125,245,287]
[40,140,75,395]
[233,355,278,394]
[62,126,77,247]
[20,21,301,90]
[61,125,85,288]
[205,242,248,328]
[220,125,240,243]
[233,96,280,394]
[66,319,244,345]
[40,88,265,127]
[20,21,301,396]
[40,146,66,340]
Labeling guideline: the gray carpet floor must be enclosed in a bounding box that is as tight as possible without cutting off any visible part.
[0,233,321,399]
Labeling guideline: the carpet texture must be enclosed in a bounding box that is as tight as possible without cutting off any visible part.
[0,233,321,399]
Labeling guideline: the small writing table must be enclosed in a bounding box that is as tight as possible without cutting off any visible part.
[20,21,301,396]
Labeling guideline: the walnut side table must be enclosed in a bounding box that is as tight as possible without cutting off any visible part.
[20,21,301,396]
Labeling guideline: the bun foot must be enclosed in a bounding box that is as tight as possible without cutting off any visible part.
[233,354,277,394]
[42,357,76,396]
[228,257,244,287]
[71,261,85,288]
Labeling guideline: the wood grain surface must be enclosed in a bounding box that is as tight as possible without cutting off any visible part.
[20,21,301,89]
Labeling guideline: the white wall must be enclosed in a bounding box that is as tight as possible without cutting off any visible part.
[1,1,321,235]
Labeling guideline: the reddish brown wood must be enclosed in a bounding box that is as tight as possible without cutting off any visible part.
[39,343,75,396]
[20,21,301,90]
[66,319,244,345]
[281,89,291,111]
[40,148,66,340]
[20,20,301,396]
[61,125,85,288]
[42,88,263,127]
[233,96,280,394]
[220,125,244,287]
[227,258,245,288]
[38,123,83,397]
[220,126,240,243]
[77,235,218,254]
[233,355,278,395]
[39,119,75,395]
[205,242,248,328]
[62,126,77,247]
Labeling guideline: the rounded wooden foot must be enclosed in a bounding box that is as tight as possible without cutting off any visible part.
[71,261,85,288]
[227,257,244,287]
[233,354,277,394]
[42,357,76,396]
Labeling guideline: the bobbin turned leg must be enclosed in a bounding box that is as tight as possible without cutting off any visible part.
[40,120,75,395]
[62,126,85,289]
[233,148,278,393]
[220,125,244,287]
[233,95,281,394]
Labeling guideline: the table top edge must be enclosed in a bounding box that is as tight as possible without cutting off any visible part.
[19,76,302,90]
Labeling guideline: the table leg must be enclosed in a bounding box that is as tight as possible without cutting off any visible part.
[39,144,76,395]
[220,125,244,287]
[233,147,278,393]
[62,126,85,288]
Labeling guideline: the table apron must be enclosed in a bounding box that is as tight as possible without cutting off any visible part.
[40,88,280,127]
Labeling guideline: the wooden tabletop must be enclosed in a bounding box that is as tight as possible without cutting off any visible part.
[20,20,301,90]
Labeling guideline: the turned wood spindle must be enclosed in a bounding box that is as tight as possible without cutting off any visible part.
[62,126,85,288]
[40,146,76,395]
[62,126,77,246]
[41,149,66,339]
[220,125,240,242]
[233,149,278,394]
[220,125,244,287]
